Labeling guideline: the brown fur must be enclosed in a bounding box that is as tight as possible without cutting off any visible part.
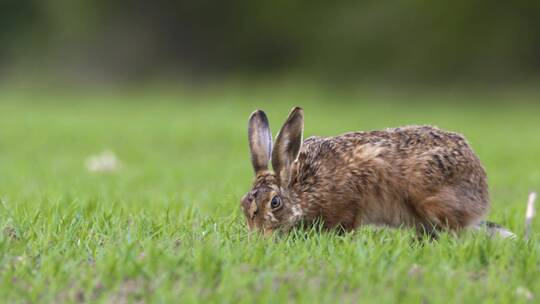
[242,107,490,235]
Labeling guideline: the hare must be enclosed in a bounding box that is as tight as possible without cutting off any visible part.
[241,107,513,237]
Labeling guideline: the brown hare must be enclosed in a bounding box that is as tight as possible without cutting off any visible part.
[241,107,513,238]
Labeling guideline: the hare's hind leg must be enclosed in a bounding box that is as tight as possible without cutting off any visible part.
[413,186,488,233]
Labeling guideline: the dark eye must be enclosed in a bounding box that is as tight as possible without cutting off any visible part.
[270,196,282,209]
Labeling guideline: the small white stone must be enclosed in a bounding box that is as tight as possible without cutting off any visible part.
[516,286,534,301]
[85,150,120,173]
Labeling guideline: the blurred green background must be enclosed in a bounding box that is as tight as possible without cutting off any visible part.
[1,2,540,302]
[2,0,540,85]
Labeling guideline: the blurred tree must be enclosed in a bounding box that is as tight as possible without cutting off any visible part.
[1,0,539,83]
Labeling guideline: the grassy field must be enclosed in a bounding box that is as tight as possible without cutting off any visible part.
[0,85,539,303]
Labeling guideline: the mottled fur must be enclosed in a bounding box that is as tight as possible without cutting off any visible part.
[241,107,497,236]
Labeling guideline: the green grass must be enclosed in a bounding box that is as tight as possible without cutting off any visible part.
[0,85,539,303]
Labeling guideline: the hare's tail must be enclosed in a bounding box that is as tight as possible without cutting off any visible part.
[475,192,537,240]
[476,221,516,239]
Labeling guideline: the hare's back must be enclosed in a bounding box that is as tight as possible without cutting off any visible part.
[303,125,473,156]
[343,125,471,152]
[300,125,485,183]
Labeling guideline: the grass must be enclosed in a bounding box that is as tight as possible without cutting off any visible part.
[0,85,539,303]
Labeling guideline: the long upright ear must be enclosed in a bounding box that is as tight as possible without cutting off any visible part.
[272,107,304,185]
[248,110,273,174]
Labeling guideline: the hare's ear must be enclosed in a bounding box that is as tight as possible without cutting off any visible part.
[248,110,273,174]
[272,107,303,185]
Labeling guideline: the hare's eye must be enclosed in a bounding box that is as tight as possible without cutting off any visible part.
[270,196,282,209]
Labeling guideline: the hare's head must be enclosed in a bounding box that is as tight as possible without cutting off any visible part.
[241,107,305,234]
